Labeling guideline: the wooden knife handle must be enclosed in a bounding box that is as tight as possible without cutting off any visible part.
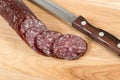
[72,16,120,55]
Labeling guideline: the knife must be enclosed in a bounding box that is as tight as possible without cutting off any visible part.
[31,0,120,56]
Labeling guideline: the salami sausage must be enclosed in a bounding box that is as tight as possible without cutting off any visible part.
[0,0,88,60]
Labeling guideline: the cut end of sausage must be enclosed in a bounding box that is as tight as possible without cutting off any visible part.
[35,30,62,56]
[53,34,87,60]
[19,15,47,39]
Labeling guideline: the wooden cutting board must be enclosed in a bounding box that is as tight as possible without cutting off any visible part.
[0,0,120,80]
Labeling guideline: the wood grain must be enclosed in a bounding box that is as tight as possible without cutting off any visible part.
[0,0,120,80]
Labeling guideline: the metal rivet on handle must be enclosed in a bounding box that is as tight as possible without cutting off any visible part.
[99,32,104,37]
[117,43,120,48]
[81,21,87,26]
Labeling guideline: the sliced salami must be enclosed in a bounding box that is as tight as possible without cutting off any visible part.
[53,34,87,60]
[0,0,88,60]
[25,27,48,51]
[35,30,62,56]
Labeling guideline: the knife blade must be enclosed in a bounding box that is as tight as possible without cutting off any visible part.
[31,0,77,24]
[31,0,120,56]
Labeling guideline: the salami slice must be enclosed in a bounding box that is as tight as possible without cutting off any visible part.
[35,30,62,56]
[25,27,48,51]
[53,34,87,60]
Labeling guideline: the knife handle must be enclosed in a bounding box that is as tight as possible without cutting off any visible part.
[72,16,120,55]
